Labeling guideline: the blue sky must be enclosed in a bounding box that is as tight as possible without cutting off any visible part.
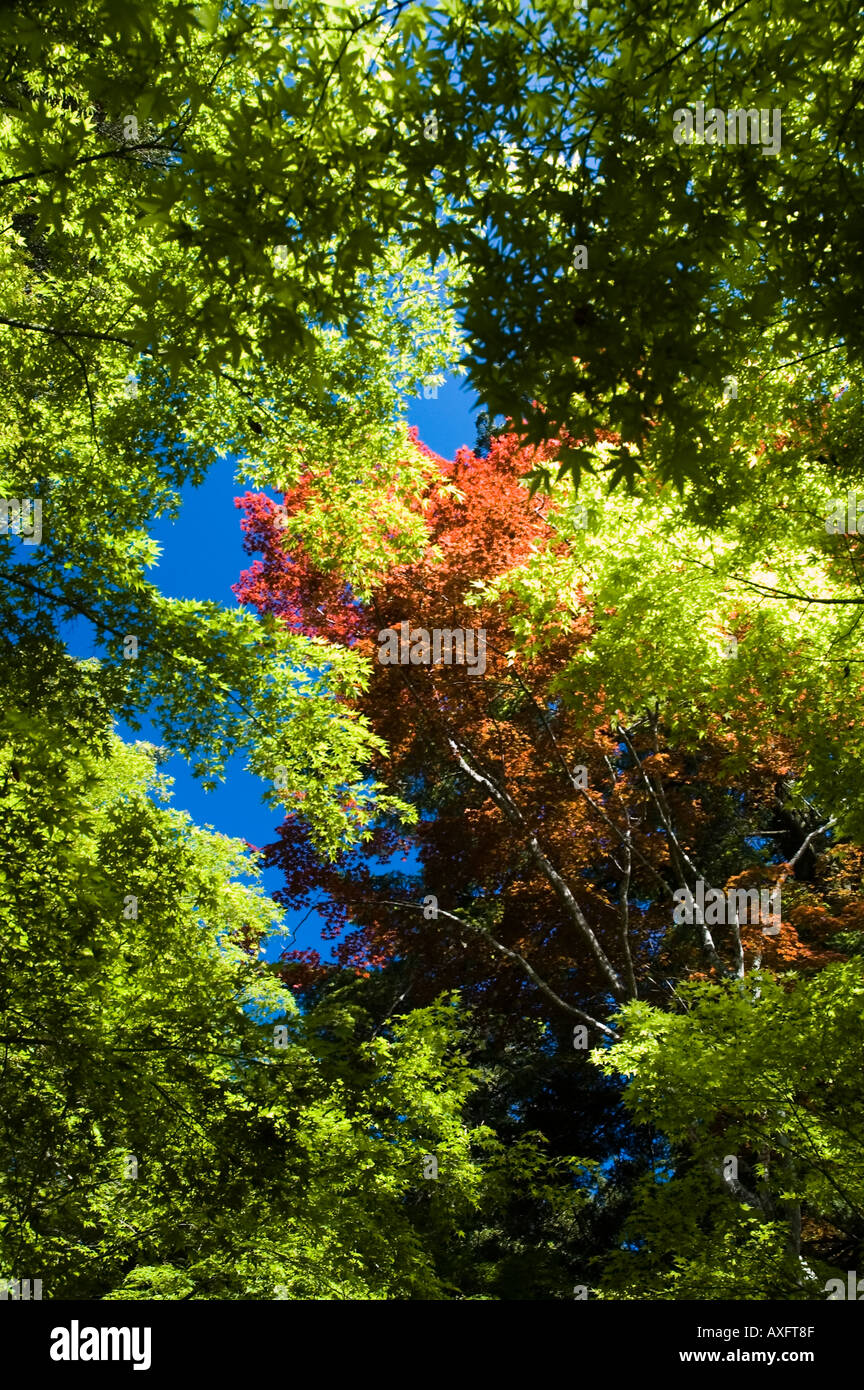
[66,373,478,963]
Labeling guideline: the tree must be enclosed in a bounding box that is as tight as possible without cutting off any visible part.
[388,0,864,488]
[0,641,582,1299]
[0,0,464,850]
[8,0,864,1304]
[8,0,864,507]
[8,0,863,849]
[232,415,864,1297]
[592,962,864,1299]
[236,410,864,1297]
[235,421,861,1049]
[478,366,864,841]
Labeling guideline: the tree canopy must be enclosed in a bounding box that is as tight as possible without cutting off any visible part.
[2,0,864,1309]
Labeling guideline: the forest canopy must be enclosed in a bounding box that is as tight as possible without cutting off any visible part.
[1,0,863,1310]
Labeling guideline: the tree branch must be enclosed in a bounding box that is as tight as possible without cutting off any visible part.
[446,732,627,1000]
[378,899,619,1040]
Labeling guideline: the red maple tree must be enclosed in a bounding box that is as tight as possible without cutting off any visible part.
[234,429,846,1034]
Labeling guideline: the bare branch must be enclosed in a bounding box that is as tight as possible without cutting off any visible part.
[446,734,627,1000]
[612,831,638,998]
[786,818,836,872]
[507,664,674,897]
[619,722,731,977]
[378,899,619,1040]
